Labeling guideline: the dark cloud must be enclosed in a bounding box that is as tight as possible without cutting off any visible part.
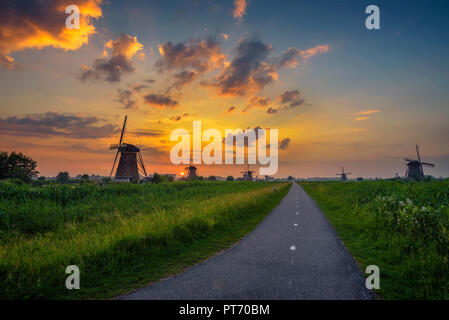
[133,84,148,92]
[116,89,137,110]
[223,106,237,115]
[144,79,156,83]
[0,112,118,139]
[280,138,291,150]
[81,34,143,82]
[0,0,103,69]
[267,90,305,114]
[202,36,273,96]
[170,113,189,122]
[202,36,329,97]
[130,129,165,137]
[143,93,178,108]
[172,70,197,90]
[155,37,226,73]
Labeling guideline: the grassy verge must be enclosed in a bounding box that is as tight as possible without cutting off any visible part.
[0,181,290,299]
[300,180,449,299]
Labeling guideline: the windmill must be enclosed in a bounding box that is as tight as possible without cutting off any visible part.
[405,145,434,180]
[241,164,255,181]
[336,167,351,181]
[185,152,198,179]
[109,116,148,182]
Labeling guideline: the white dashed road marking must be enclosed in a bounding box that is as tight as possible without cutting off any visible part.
[290,246,296,251]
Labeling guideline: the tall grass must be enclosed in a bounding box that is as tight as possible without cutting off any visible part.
[0,181,290,299]
[301,179,449,299]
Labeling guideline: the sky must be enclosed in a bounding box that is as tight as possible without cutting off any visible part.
[0,0,448,179]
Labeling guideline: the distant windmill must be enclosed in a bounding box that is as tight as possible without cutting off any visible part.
[405,145,434,180]
[109,116,148,182]
[185,152,198,179]
[336,167,351,181]
[241,164,255,181]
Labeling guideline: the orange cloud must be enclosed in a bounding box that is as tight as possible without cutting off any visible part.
[358,110,381,115]
[233,0,247,21]
[353,128,367,133]
[355,117,369,121]
[81,34,143,82]
[0,0,103,69]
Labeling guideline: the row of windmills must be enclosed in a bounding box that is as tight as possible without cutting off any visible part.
[337,145,435,181]
[108,116,436,182]
[108,115,259,182]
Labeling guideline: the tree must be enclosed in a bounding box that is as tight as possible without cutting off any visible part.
[152,173,160,184]
[287,176,295,181]
[81,174,89,181]
[226,176,234,181]
[208,176,217,181]
[56,172,70,184]
[0,151,39,182]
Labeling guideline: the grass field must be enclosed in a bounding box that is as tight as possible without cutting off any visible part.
[301,179,449,299]
[0,180,290,299]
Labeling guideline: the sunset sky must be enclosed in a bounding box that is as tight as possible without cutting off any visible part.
[1,0,448,179]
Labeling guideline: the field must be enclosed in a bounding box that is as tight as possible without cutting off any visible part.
[0,180,290,299]
[301,179,449,299]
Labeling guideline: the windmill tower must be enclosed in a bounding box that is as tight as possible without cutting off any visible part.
[336,167,351,181]
[185,152,198,179]
[405,145,434,180]
[109,116,148,182]
[241,164,255,181]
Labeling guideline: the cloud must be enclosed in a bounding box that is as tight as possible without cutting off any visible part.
[81,34,143,82]
[172,70,198,90]
[221,33,229,41]
[272,45,329,69]
[222,106,237,115]
[117,89,137,110]
[144,79,156,83]
[0,54,16,70]
[353,128,367,133]
[233,0,248,21]
[266,90,304,114]
[279,138,291,150]
[133,84,148,92]
[203,36,328,97]
[243,96,270,113]
[358,110,380,115]
[155,37,226,74]
[0,112,118,139]
[170,113,189,122]
[143,93,178,108]
[130,129,165,137]
[202,36,273,96]
[355,117,369,121]
[0,0,103,69]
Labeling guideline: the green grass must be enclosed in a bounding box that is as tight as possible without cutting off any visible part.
[0,181,290,299]
[300,179,449,299]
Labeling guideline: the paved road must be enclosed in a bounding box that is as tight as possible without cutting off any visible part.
[120,183,374,300]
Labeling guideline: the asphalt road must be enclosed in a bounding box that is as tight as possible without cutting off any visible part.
[120,182,374,300]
